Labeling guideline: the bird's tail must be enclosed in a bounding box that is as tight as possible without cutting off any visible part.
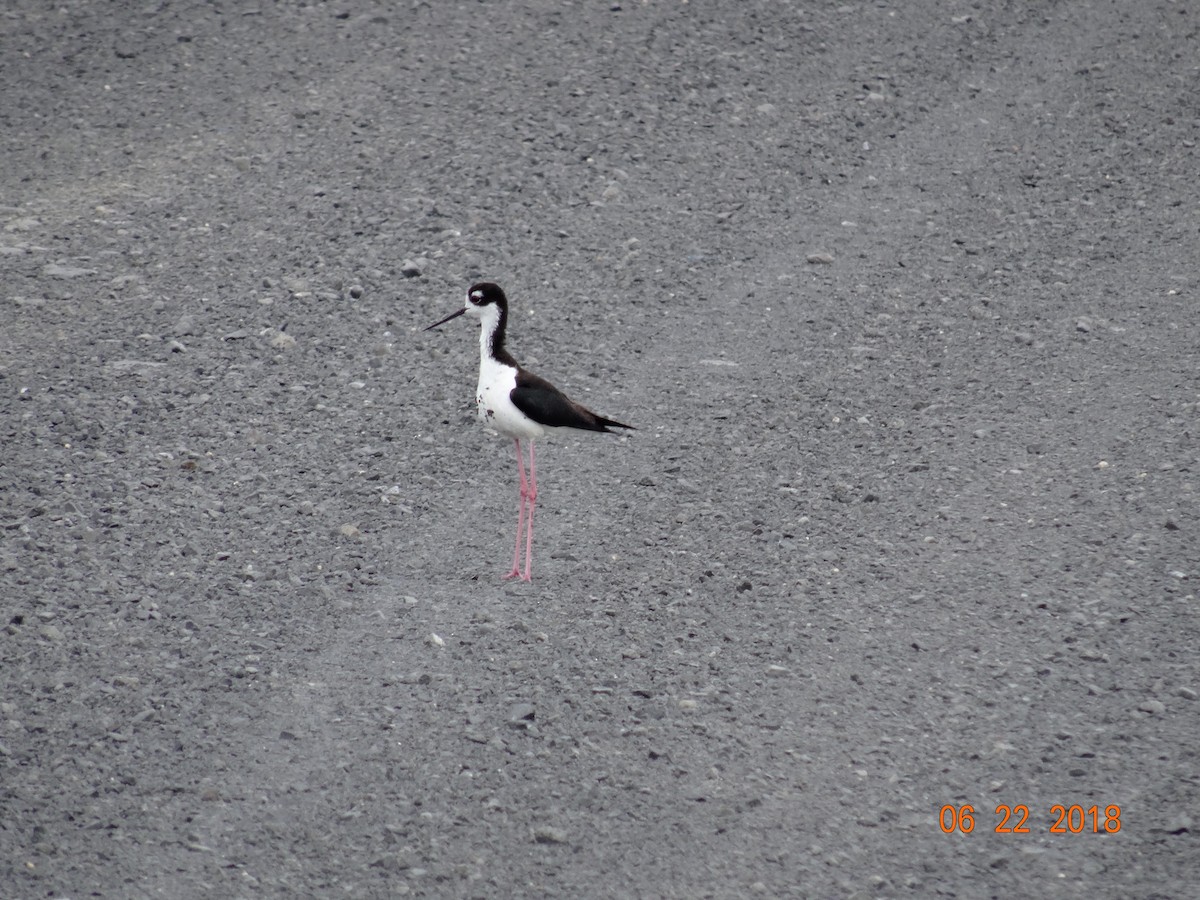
[594,415,634,433]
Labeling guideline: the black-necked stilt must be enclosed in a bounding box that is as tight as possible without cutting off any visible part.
[425,282,633,582]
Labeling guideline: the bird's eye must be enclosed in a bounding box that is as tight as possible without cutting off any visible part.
[469,290,483,304]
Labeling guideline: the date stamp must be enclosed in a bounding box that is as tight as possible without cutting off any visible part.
[940,804,1122,834]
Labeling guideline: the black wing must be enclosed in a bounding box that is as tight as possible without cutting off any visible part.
[510,369,634,433]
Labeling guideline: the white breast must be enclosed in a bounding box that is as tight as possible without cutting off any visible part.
[476,356,545,440]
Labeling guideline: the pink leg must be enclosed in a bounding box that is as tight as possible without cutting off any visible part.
[503,439,527,580]
[522,441,537,581]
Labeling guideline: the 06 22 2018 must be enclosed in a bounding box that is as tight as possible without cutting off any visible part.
[939,804,1122,834]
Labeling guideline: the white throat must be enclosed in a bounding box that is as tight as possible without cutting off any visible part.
[476,303,503,362]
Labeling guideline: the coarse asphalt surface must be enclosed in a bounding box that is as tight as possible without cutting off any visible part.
[2,1,1198,897]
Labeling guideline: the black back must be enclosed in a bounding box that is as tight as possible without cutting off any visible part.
[511,369,634,433]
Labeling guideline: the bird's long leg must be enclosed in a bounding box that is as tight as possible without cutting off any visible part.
[522,441,537,582]
[503,438,527,580]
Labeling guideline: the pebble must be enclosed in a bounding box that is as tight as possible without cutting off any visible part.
[507,703,536,727]
[400,259,422,278]
[806,252,835,264]
[1138,699,1166,716]
[44,263,96,278]
[1163,814,1192,834]
[1177,687,1197,701]
[766,664,789,678]
[532,825,568,844]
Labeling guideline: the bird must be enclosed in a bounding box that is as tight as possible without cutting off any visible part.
[425,282,633,581]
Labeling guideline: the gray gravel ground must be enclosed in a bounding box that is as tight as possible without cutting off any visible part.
[2,1,1198,897]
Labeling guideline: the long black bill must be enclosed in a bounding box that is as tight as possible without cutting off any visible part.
[424,307,467,331]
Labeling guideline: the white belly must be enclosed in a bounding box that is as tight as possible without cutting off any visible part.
[476,359,545,441]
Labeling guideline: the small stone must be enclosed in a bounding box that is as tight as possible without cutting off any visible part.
[1164,815,1192,834]
[532,825,568,844]
[337,523,361,538]
[806,252,835,265]
[5,216,41,232]
[766,664,789,678]
[1177,687,1197,701]
[678,699,698,711]
[400,260,422,278]
[1138,699,1166,716]
[270,331,296,349]
[426,633,444,647]
[44,263,96,278]
[38,624,64,641]
[348,284,364,299]
[508,703,536,727]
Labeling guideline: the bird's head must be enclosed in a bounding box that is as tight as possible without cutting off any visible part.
[425,282,508,331]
